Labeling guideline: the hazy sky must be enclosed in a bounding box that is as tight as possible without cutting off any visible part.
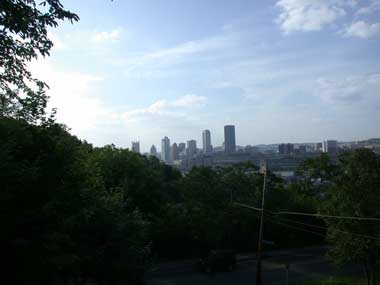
[33,0,380,152]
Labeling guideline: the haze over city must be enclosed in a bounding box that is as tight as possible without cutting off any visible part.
[31,0,380,152]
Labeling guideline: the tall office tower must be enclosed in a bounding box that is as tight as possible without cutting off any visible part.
[150,144,158,157]
[315,142,323,152]
[224,125,236,153]
[161,136,171,163]
[278,143,294,155]
[323,140,338,155]
[171,143,180,160]
[298,145,307,154]
[202,129,212,154]
[131,141,140,153]
[178,142,186,153]
[187,140,197,157]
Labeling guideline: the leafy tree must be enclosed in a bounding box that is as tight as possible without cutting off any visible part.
[0,118,150,284]
[0,0,79,122]
[322,149,380,285]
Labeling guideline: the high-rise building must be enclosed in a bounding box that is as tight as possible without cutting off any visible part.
[224,125,236,154]
[178,142,186,153]
[315,142,323,152]
[187,140,197,157]
[131,141,140,153]
[278,143,294,155]
[171,143,180,161]
[161,136,171,163]
[323,140,338,155]
[298,145,307,154]
[150,144,158,157]
[202,129,213,154]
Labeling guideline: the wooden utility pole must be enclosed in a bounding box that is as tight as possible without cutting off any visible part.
[256,161,267,285]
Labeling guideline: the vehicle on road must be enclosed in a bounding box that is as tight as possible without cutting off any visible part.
[197,250,237,273]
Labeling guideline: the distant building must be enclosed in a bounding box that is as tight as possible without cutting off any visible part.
[323,140,338,155]
[278,143,294,155]
[224,125,236,153]
[245,145,260,154]
[150,144,158,157]
[132,141,140,153]
[202,129,213,154]
[171,143,180,161]
[178,142,186,153]
[315,142,323,152]
[187,140,197,157]
[298,145,306,154]
[161,136,171,163]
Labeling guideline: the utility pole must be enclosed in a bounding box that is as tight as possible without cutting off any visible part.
[256,160,267,285]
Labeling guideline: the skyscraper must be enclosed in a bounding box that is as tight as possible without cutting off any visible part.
[202,129,212,154]
[323,140,338,155]
[187,140,197,157]
[278,143,294,155]
[161,136,171,163]
[224,125,236,154]
[131,141,140,153]
[178,142,186,153]
[171,143,180,161]
[150,144,158,157]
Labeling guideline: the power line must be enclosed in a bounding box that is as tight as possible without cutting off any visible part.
[234,202,380,222]
[274,216,327,231]
[265,217,325,238]
[273,215,380,241]
[272,211,380,222]
[234,202,262,212]
[233,203,380,240]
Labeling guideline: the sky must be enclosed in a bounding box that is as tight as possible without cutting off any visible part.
[32,0,380,152]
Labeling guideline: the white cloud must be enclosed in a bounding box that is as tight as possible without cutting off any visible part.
[172,94,207,108]
[121,95,207,122]
[92,28,122,43]
[275,0,348,33]
[356,0,380,15]
[123,34,236,78]
[342,21,380,38]
[316,74,380,103]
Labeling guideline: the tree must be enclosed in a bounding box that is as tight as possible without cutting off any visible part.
[0,118,151,284]
[0,0,79,122]
[322,149,380,285]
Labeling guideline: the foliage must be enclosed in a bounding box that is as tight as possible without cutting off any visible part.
[293,150,380,285]
[3,116,379,284]
[322,150,380,285]
[0,118,150,284]
[0,0,79,122]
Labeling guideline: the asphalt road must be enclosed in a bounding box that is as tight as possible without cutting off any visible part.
[145,247,363,285]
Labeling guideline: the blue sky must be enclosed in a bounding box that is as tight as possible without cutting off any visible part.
[33,0,380,152]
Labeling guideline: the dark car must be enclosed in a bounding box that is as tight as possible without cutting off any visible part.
[198,250,237,273]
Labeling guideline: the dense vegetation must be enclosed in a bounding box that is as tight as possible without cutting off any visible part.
[2,117,380,284]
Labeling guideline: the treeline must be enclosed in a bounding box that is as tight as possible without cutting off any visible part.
[1,118,380,284]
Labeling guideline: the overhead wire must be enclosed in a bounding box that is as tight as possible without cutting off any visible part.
[271,214,380,241]
[271,211,380,222]
[233,202,380,241]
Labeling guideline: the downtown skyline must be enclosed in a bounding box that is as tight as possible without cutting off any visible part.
[31,0,380,152]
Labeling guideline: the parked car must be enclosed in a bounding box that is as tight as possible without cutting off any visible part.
[197,250,236,272]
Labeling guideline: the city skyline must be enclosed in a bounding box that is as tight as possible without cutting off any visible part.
[31,0,380,151]
[134,123,376,154]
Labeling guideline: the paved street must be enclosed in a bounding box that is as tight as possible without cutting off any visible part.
[146,247,363,285]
